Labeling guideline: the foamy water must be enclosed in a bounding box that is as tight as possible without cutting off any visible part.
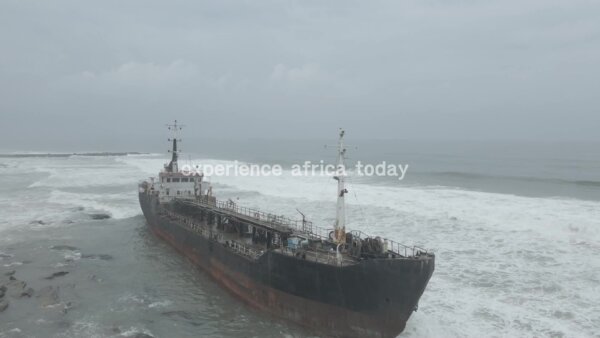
[0,154,598,337]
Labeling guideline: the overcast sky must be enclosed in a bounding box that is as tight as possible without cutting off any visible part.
[1,0,599,151]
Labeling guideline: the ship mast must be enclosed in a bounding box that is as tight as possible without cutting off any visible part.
[166,120,183,173]
[333,129,348,243]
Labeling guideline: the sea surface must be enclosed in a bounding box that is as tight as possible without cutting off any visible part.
[0,140,599,337]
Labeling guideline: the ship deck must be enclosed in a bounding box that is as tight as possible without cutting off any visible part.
[220,232,358,266]
[162,196,428,263]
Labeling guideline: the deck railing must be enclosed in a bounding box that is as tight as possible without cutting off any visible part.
[171,195,428,258]
[279,244,350,267]
[194,198,334,241]
[162,209,263,259]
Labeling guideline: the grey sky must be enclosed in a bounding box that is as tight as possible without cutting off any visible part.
[1,0,599,150]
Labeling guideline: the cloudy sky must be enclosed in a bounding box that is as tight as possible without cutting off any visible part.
[1,0,599,150]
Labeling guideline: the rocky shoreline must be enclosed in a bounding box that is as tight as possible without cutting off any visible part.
[0,245,157,338]
[0,268,67,316]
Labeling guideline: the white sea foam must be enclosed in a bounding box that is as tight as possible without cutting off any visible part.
[0,156,148,233]
[136,156,599,337]
[0,252,13,259]
[48,190,139,220]
[148,300,173,309]
[0,188,77,233]
[119,326,154,337]
[1,154,598,337]
[205,165,600,243]
[118,293,148,305]
[0,328,22,336]
[63,251,82,262]
[59,320,105,338]
[29,160,144,188]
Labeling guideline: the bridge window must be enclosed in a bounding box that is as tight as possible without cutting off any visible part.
[172,178,180,183]
[181,177,189,182]
[167,178,171,183]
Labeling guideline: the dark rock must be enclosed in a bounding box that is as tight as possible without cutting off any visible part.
[161,310,194,320]
[6,279,27,298]
[37,286,60,306]
[50,245,79,251]
[0,285,6,298]
[21,287,34,297]
[30,220,47,225]
[0,299,8,312]
[61,301,73,314]
[81,254,113,261]
[4,270,15,276]
[44,271,69,280]
[88,274,102,283]
[9,276,16,281]
[0,253,12,259]
[64,220,75,224]
[90,213,111,220]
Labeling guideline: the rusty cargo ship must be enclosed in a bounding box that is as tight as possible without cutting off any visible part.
[138,122,435,338]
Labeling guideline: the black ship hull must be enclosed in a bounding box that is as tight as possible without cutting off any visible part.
[139,192,434,338]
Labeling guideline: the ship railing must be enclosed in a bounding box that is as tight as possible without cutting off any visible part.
[304,226,332,241]
[138,179,161,194]
[138,180,152,194]
[162,209,263,259]
[179,197,331,242]
[169,197,428,257]
[163,210,220,241]
[279,245,348,267]
[350,230,428,257]
[213,199,337,242]
[225,240,263,259]
[195,198,316,233]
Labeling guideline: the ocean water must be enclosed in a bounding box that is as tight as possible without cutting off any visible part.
[0,141,599,338]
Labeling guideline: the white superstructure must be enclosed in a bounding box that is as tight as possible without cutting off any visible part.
[149,120,212,203]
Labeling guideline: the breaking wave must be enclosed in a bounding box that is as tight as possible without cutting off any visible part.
[1,153,599,337]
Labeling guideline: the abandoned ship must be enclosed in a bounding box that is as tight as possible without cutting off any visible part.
[138,121,435,338]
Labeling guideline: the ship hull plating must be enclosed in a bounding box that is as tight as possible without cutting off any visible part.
[139,193,434,338]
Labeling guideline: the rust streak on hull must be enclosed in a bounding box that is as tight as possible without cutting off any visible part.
[149,225,406,338]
